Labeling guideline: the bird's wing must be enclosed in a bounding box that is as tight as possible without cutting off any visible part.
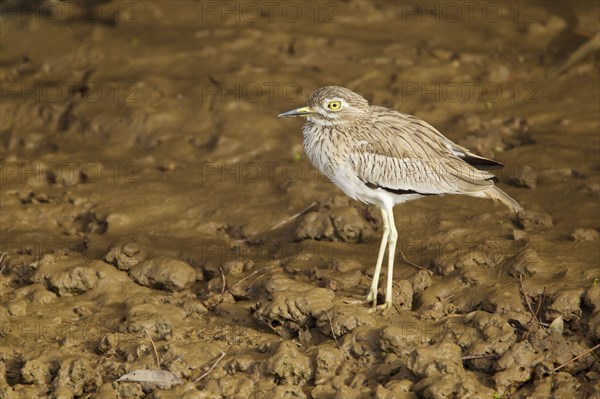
[348,110,497,194]
[375,109,503,170]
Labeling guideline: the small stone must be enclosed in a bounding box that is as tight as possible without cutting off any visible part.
[548,316,564,335]
[571,228,599,241]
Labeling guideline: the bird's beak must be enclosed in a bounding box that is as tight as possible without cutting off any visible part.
[278,106,317,118]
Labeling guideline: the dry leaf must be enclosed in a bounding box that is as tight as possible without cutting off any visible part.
[116,369,183,389]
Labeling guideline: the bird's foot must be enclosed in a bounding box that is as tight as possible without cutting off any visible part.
[342,297,369,305]
[367,301,392,315]
[343,290,379,309]
[366,290,377,306]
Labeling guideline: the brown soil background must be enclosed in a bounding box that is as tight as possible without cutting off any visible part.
[1,1,599,398]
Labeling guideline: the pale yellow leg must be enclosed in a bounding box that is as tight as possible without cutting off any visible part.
[366,207,389,306]
[384,207,398,307]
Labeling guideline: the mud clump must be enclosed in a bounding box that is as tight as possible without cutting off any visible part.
[52,356,104,398]
[294,199,380,243]
[105,240,148,271]
[456,116,533,158]
[31,258,104,296]
[545,288,584,322]
[570,228,599,241]
[509,247,546,277]
[120,296,188,337]
[253,275,335,337]
[263,341,313,385]
[431,240,504,276]
[316,304,375,337]
[516,210,554,230]
[407,342,495,397]
[128,256,197,292]
[314,344,345,384]
[494,341,544,394]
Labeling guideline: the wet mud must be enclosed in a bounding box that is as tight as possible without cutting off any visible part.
[0,1,599,398]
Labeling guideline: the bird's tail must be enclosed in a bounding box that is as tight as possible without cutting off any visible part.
[485,186,522,213]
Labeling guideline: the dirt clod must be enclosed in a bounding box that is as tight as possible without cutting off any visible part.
[129,257,196,292]
[253,275,335,337]
[516,210,554,230]
[317,305,375,337]
[263,341,313,385]
[571,228,599,241]
[105,240,148,271]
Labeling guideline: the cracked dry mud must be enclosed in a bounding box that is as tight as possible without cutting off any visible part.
[1,1,599,398]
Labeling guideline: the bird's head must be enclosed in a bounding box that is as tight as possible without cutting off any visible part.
[278,86,370,126]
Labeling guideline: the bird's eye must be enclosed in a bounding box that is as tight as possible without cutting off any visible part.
[326,100,342,111]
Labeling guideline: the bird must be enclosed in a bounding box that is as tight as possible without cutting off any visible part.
[278,86,522,311]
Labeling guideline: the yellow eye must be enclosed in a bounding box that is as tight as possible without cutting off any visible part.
[326,100,342,111]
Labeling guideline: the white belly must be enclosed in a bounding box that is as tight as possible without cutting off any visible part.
[330,163,422,208]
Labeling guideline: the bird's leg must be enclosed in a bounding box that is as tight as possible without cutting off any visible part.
[378,207,398,311]
[366,207,389,306]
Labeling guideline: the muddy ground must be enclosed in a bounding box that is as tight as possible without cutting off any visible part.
[1,1,599,398]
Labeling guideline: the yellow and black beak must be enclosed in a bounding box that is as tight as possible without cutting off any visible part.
[278,106,317,118]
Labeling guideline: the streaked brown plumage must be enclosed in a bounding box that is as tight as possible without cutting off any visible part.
[279,86,522,310]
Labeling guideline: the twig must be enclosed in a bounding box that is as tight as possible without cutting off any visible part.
[554,343,600,372]
[325,310,344,356]
[145,329,161,369]
[462,354,500,360]
[230,265,278,290]
[519,274,536,316]
[234,202,318,244]
[219,266,226,295]
[266,201,318,232]
[193,351,226,383]
[519,275,545,340]
[0,252,7,274]
[400,250,433,274]
[523,288,545,341]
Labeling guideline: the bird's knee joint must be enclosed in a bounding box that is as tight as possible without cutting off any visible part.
[388,232,398,243]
